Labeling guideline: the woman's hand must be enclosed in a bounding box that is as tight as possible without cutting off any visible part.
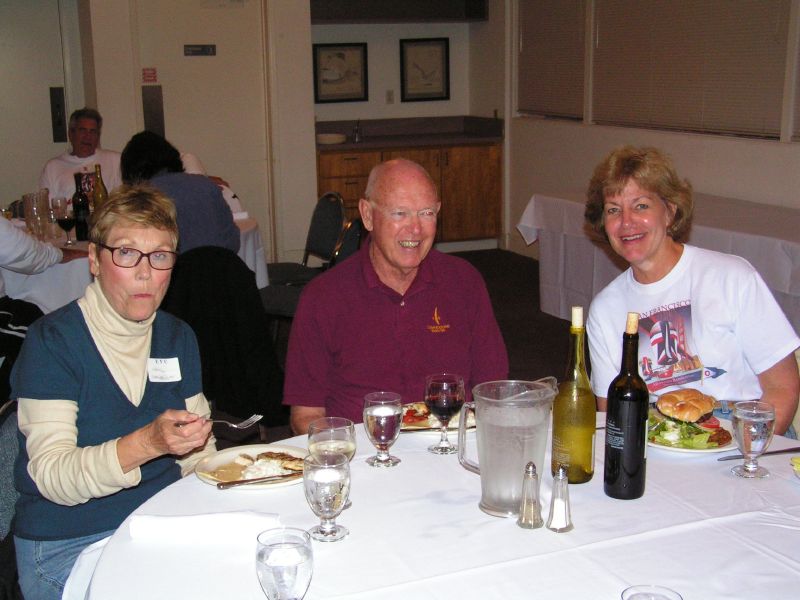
[117,409,213,473]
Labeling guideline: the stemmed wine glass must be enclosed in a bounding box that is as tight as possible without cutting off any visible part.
[255,527,313,600]
[424,373,465,454]
[303,452,350,542]
[731,400,775,478]
[307,417,356,460]
[51,197,75,246]
[308,417,356,509]
[363,391,403,467]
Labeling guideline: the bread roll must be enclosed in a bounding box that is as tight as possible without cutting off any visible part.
[656,389,716,422]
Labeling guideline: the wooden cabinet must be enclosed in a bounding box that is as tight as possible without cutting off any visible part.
[351,144,501,242]
[318,144,501,241]
[317,150,381,220]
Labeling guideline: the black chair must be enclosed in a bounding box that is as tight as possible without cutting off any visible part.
[160,247,287,440]
[0,401,22,600]
[266,192,346,286]
[330,217,364,268]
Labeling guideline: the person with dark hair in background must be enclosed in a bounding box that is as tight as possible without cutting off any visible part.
[120,131,239,254]
[39,108,122,199]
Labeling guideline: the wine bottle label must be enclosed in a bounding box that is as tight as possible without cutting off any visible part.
[606,420,624,450]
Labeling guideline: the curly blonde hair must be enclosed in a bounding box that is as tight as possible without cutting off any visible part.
[585,146,693,241]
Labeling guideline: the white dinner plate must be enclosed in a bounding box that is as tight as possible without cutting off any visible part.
[400,403,476,434]
[195,443,306,489]
[647,420,734,454]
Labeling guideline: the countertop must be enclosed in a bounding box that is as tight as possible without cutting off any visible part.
[316,115,503,151]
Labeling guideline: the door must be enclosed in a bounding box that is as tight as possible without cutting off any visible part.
[0,0,79,202]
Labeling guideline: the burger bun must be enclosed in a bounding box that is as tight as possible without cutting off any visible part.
[656,389,716,423]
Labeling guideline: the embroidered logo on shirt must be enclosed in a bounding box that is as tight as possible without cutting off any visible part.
[427,307,450,333]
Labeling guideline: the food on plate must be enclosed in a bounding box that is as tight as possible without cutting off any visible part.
[656,389,716,422]
[202,451,303,482]
[401,402,474,429]
[648,390,732,449]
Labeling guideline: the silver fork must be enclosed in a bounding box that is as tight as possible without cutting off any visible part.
[174,414,263,429]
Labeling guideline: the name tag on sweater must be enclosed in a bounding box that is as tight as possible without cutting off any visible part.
[147,358,182,382]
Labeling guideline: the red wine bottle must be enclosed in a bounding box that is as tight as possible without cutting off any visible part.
[72,173,90,241]
[603,312,649,499]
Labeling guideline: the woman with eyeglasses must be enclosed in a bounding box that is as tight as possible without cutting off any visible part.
[11,185,216,600]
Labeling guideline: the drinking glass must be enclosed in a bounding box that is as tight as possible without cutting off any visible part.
[731,400,775,478]
[307,417,356,460]
[303,452,350,542]
[308,417,356,509]
[621,585,683,600]
[424,373,465,454]
[51,197,75,246]
[363,391,403,467]
[255,527,313,600]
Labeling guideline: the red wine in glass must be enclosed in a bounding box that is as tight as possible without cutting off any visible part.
[424,373,465,455]
[56,217,75,246]
[425,392,464,426]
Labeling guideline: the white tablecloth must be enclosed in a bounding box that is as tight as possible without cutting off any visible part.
[84,418,800,600]
[2,217,268,313]
[516,191,800,333]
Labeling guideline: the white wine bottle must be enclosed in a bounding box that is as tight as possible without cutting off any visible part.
[551,306,596,483]
[603,312,649,499]
[93,164,108,211]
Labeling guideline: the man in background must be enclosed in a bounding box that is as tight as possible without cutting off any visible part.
[39,108,122,200]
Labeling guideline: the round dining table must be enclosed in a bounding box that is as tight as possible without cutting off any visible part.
[81,414,800,600]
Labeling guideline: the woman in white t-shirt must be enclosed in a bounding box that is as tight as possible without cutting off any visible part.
[584,146,799,435]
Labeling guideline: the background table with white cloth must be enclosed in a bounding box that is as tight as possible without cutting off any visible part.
[84,417,800,600]
[2,217,268,313]
[516,191,800,333]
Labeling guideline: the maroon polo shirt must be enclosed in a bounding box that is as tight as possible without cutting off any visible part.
[283,242,509,424]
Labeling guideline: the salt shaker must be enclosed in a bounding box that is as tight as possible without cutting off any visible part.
[546,464,574,533]
[516,461,543,529]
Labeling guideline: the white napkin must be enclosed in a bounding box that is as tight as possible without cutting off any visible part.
[128,510,280,544]
[63,535,110,600]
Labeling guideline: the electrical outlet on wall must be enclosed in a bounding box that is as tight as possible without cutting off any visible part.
[386,89,394,104]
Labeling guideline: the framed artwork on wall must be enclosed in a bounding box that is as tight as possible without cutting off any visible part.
[313,43,368,103]
[400,38,450,102]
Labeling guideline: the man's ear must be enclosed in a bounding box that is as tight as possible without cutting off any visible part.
[359,198,373,231]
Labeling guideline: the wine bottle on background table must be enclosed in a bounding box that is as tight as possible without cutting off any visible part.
[72,173,90,241]
[93,164,108,211]
[551,306,596,483]
[603,312,649,499]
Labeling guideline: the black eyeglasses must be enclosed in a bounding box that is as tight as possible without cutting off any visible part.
[98,243,177,270]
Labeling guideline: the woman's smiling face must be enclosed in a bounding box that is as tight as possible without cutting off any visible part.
[603,179,679,282]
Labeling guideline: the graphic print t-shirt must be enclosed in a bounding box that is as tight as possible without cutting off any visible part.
[586,245,799,401]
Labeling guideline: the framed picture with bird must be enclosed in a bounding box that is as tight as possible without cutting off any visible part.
[400,38,450,102]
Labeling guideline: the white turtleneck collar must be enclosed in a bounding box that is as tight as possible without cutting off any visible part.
[78,280,155,406]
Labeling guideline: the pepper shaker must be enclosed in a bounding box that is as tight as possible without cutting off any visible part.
[516,461,544,529]
[546,464,574,532]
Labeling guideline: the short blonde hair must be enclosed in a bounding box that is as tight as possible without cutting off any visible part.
[89,184,178,248]
[585,146,693,241]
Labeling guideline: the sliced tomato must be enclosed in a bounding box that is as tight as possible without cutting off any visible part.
[698,415,720,430]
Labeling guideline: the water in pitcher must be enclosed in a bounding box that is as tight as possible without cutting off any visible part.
[476,400,550,517]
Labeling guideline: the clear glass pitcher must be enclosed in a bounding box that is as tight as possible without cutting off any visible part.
[458,378,557,517]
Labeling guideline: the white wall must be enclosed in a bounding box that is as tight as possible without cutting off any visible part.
[1,0,70,199]
[311,22,470,120]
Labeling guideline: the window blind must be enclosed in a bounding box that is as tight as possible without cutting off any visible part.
[517,0,585,119]
[593,0,790,138]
